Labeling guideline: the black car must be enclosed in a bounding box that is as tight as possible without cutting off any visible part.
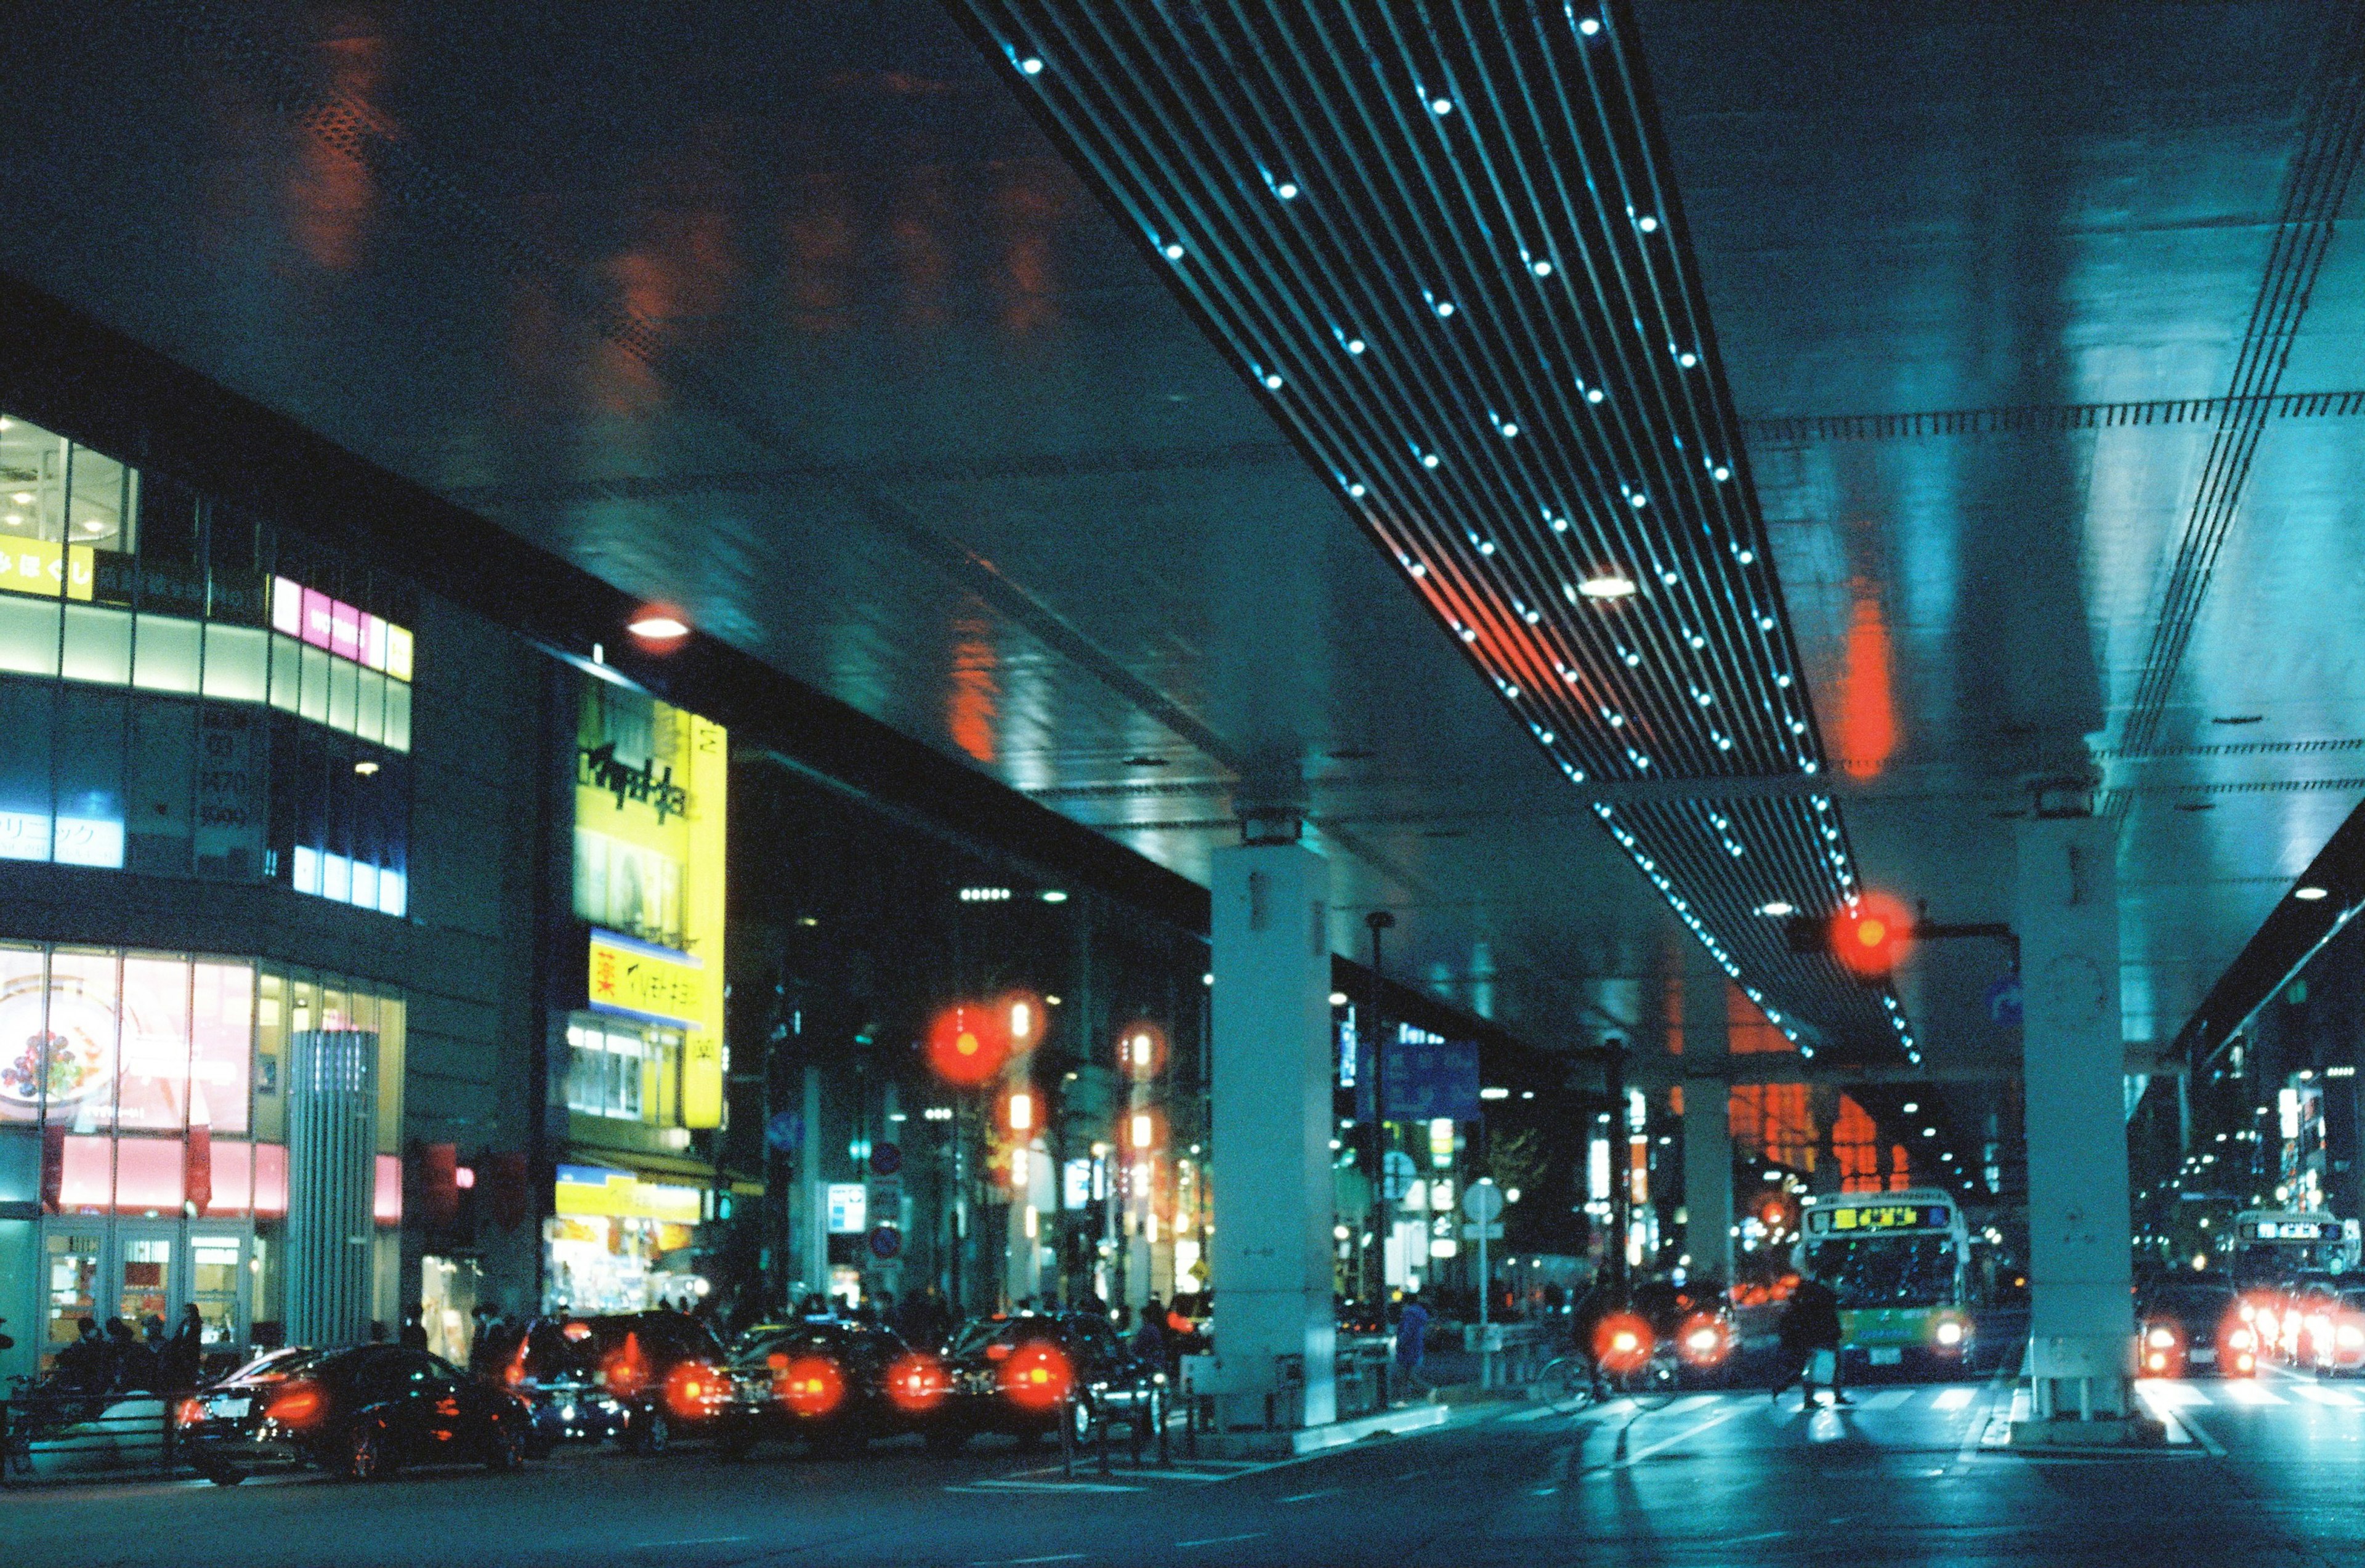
[713,1319,940,1458]
[176,1344,533,1484]
[933,1311,1162,1452]
[479,1311,732,1453]
[2138,1280,2249,1376]
[1632,1278,1738,1384]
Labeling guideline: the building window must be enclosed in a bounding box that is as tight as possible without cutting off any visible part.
[565,1014,681,1124]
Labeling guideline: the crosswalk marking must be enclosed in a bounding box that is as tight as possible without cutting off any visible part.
[1862,1389,1915,1409]
[2136,1380,2206,1409]
[2294,1384,2359,1407]
[1933,1387,1977,1411]
[2223,1380,2288,1407]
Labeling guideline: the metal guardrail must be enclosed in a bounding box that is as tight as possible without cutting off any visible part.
[2,1388,195,1486]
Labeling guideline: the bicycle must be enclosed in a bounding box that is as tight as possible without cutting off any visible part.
[1534,1344,1680,1413]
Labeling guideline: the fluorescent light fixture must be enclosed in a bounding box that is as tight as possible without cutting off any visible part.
[1479,1086,1510,1101]
[1755,900,1795,917]
[1327,991,1348,1006]
[2295,885,2330,901]
[1039,889,1069,903]
[628,613,689,640]
[1577,573,1637,600]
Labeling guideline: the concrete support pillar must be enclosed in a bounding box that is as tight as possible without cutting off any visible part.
[2012,814,2150,1442]
[1681,976,1734,1285]
[1208,841,1337,1429]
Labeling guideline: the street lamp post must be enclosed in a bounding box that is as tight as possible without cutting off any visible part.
[1365,910,1395,1303]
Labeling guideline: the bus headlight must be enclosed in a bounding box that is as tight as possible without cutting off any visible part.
[2146,1327,2176,1350]
[1934,1320,1965,1348]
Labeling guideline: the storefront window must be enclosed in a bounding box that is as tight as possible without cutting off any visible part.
[0,944,403,1372]
[566,1014,679,1122]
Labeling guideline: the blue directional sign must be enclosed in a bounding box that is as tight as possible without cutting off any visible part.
[1383,1035,1481,1121]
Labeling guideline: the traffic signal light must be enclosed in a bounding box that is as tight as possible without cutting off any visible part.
[1831,891,1913,978]
[1782,891,1915,978]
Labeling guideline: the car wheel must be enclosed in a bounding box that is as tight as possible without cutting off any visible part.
[199,1460,245,1487]
[630,1407,671,1455]
[923,1426,969,1456]
[486,1419,527,1473]
[1069,1396,1095,1445]
[344,1423,395,1482]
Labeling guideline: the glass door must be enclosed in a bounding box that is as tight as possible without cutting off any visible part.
[109,1221,177,1339]
[40,1226,103,1373]
[186,1227,249,1357]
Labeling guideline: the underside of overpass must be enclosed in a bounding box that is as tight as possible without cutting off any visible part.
[1,0,2363,1445]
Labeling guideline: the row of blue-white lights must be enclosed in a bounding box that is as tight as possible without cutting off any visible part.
[996,14,1918,1066]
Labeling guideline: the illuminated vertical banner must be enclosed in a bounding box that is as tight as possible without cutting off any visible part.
[573,684,729,1130]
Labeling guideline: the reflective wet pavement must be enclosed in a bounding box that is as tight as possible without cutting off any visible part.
[11,1369,2365,1566]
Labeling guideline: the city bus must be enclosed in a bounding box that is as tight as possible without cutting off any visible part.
[1797,1189,1975,1372]
[2230,1210,2358,1286]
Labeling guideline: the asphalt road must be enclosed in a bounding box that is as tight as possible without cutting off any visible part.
[10,1369,2365,1566]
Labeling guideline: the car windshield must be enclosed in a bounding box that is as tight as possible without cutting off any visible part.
[949,1315,1062,1356]
[2144,1287,2234,1323]
[1803,1236,1958,1308]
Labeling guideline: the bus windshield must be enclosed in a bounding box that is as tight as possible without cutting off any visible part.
[1804,1235,1959,1309]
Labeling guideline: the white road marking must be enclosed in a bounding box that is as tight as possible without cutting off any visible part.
[1176,1535,1265,1550]
[2295,1383,2360,1407]
[2223,1380,2287,1406]
[1278,1488,1339,1503]
[1585,1397,1752,1473]
[1862,1389,1914,1409]
[2135,1379,2206,1408]
[1933,1387,1976,1411]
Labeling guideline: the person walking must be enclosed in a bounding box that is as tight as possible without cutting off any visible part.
[1772,1271,1849,1410]
[1134,1294,1171,1378]
[1394,1292,1431,1394]
[163,1303,206,1388]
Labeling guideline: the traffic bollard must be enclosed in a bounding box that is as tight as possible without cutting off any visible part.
[1130,1378,1146,1466]
[1061,1391,1075,1477]
[1158,1384,1172,1467]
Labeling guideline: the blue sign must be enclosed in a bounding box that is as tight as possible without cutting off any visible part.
[868,1224,903,1260]
[871,1141,903,1176]
[764,1112,804,1153]
[1383,1036,1481,1121]
[1984,974,2024,1028]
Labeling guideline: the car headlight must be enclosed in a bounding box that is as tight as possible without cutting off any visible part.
[2228,1327,2255,1351]
[2145,1327,2175,1349]
[1935,1320,1965,1348]
[2339,1325,2365,1350]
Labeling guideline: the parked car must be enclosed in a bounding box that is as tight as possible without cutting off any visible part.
[2138,1280,2249,1377]
[932,1311,1162,1452]
[474,1316,625,1451]
[2310,1287,2365,1376]
[176,1344,533,1484]
[713,1319,942,1458]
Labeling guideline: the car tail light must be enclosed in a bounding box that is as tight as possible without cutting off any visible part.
[663,1360,724,1419]
[985,1343,1014,1362]
[774,1356,846,1419]
[999,1343,1072,1410]
[1676,1312,1728,1367]
[605,1333,649,1396]
[887,1352,950,1413]
[263,1384,324,1428]
[174,1397,208,1429]
[1593,1312,1655,1375]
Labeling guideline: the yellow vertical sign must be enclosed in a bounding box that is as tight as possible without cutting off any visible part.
[679,713,729,1128]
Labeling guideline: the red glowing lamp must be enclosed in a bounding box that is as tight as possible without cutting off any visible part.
[998,1341,1072,1410]
[1592,1312,1654,1375]
[664,1360,725,1419]
[1830,891,1914,979]
[886,1352,951,1413]
[774,1355,846,1418]
[926,1001,1011,1086]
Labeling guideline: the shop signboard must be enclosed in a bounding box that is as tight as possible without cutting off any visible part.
[0,537,96,600]
[572,685,728,1128]
[586,928,703,1031]
[1383,1033,1481,1121]
[827,1182,868,1234]
[554,1164,701,1225]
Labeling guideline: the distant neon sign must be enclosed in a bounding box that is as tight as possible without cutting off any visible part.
[270,577,412,681]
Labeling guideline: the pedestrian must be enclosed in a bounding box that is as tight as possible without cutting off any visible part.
[1394,1292,1431,1391]
[398,1308,429,1351]
[105,1316,158,1391]
[163,1303,205,1388]
[467,1301,504,1376]
[1772,1271,1849,1409]
[54,1317,108,1391]
[1134,1294,1171,1376]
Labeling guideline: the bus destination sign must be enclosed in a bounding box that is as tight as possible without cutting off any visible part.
[1809,1203,1950,1234]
